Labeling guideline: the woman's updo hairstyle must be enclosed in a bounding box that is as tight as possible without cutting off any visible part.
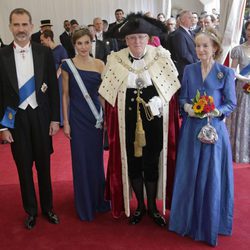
[72,26,93,45]
[196,27,222,60]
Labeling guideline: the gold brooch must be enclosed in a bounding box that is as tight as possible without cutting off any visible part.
[41,83,48,93]
[217,72,224,80]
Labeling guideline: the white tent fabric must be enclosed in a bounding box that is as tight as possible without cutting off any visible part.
[161,0,172,19]
[219,0,246,64]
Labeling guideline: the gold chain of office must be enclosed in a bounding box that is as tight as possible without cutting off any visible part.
[114,54,160,75]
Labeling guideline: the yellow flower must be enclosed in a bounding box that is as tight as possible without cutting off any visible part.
[208,96,214,103]
[193,102,204,113]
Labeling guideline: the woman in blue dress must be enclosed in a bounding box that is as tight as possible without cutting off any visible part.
[61,28,110,221]
[169,28,236,246]
[40,30,68,126]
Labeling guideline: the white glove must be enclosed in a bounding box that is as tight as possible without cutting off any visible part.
[233,69,250,83]
[148,96,163,117]
[184,103,196,117]
[196,108,221,118]
[209,108,221,117]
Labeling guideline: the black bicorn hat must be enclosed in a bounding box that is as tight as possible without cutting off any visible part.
[40,19,53,27]
[105,12,167,39]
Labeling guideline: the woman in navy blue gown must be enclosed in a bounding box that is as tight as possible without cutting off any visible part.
[40,30,68,126]
[61,28,110,221]
[169,28,236,246]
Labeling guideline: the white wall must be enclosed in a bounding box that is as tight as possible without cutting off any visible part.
[0,0,218,44]
[170,0,220,17]
[171,0,203,16]
[0,0,161,44]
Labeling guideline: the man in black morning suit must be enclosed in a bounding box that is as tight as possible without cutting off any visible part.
[172,10,199,81]
[108,9,126,50]
[0,8,60,229]
[59,20,75,58]
[31,19,53,44]
[87,24,109,63]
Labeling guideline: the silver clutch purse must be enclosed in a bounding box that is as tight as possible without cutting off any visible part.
[198,116,218,144]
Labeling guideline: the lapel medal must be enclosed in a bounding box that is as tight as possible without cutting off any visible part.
[41,82,48,93]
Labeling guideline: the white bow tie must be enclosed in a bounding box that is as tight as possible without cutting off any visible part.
[13,43,30,54]
[14,47,30,59]
[18,49,28,53]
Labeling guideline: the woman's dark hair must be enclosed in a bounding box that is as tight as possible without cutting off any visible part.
[245,20,250,30]
[42,29,54,42]
[72,27,93,44]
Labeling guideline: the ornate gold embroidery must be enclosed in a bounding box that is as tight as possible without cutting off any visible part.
[114,54,159,75]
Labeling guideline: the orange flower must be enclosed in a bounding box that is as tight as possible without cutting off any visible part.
[192,90,216,116]
[198,98,207,105]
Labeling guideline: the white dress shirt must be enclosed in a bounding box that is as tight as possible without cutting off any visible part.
[14,42,38,110]
[127,49,152,89]
[96,31,103,41]
[91,39,96,58]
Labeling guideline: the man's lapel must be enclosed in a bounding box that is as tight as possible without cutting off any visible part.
[95,40,100,58]
[180,26,195,44]
[31,43,44,93]
[3,44,19,94]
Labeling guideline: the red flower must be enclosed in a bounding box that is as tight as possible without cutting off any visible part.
[243,83,250,94]
[203,106,210,113]
[191,90,216,116]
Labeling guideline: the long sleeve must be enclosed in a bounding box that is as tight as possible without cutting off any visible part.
[217,67,237,117]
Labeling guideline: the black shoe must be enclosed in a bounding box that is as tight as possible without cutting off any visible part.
[25,215,36,230]
[43,211,60,224]
[129,209,146,225]
[148,211,166,227]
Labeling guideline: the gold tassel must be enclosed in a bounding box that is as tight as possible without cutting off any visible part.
[135,109,146,147]
[134,141,143,157]
[134,91,146,157]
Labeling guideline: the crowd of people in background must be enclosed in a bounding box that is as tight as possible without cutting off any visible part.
[0,6,249,248]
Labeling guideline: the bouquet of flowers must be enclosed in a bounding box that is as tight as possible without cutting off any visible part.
[243,83,250,94]
[191,90,219,144]
[191,90,215,118]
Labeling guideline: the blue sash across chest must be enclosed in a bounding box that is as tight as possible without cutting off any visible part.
[19,76,35,105]
[240,64,250,76]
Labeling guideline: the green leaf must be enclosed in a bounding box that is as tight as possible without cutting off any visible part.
[195,90,200,102]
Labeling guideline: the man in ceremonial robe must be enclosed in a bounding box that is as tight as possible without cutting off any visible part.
[99,13,180,226]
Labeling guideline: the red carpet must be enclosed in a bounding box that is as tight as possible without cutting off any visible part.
[0,129,249,250]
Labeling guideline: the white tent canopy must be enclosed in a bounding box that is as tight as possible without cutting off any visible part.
[219,0,246,63]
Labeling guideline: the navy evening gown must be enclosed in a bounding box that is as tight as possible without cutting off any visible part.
[62,61,110,220]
